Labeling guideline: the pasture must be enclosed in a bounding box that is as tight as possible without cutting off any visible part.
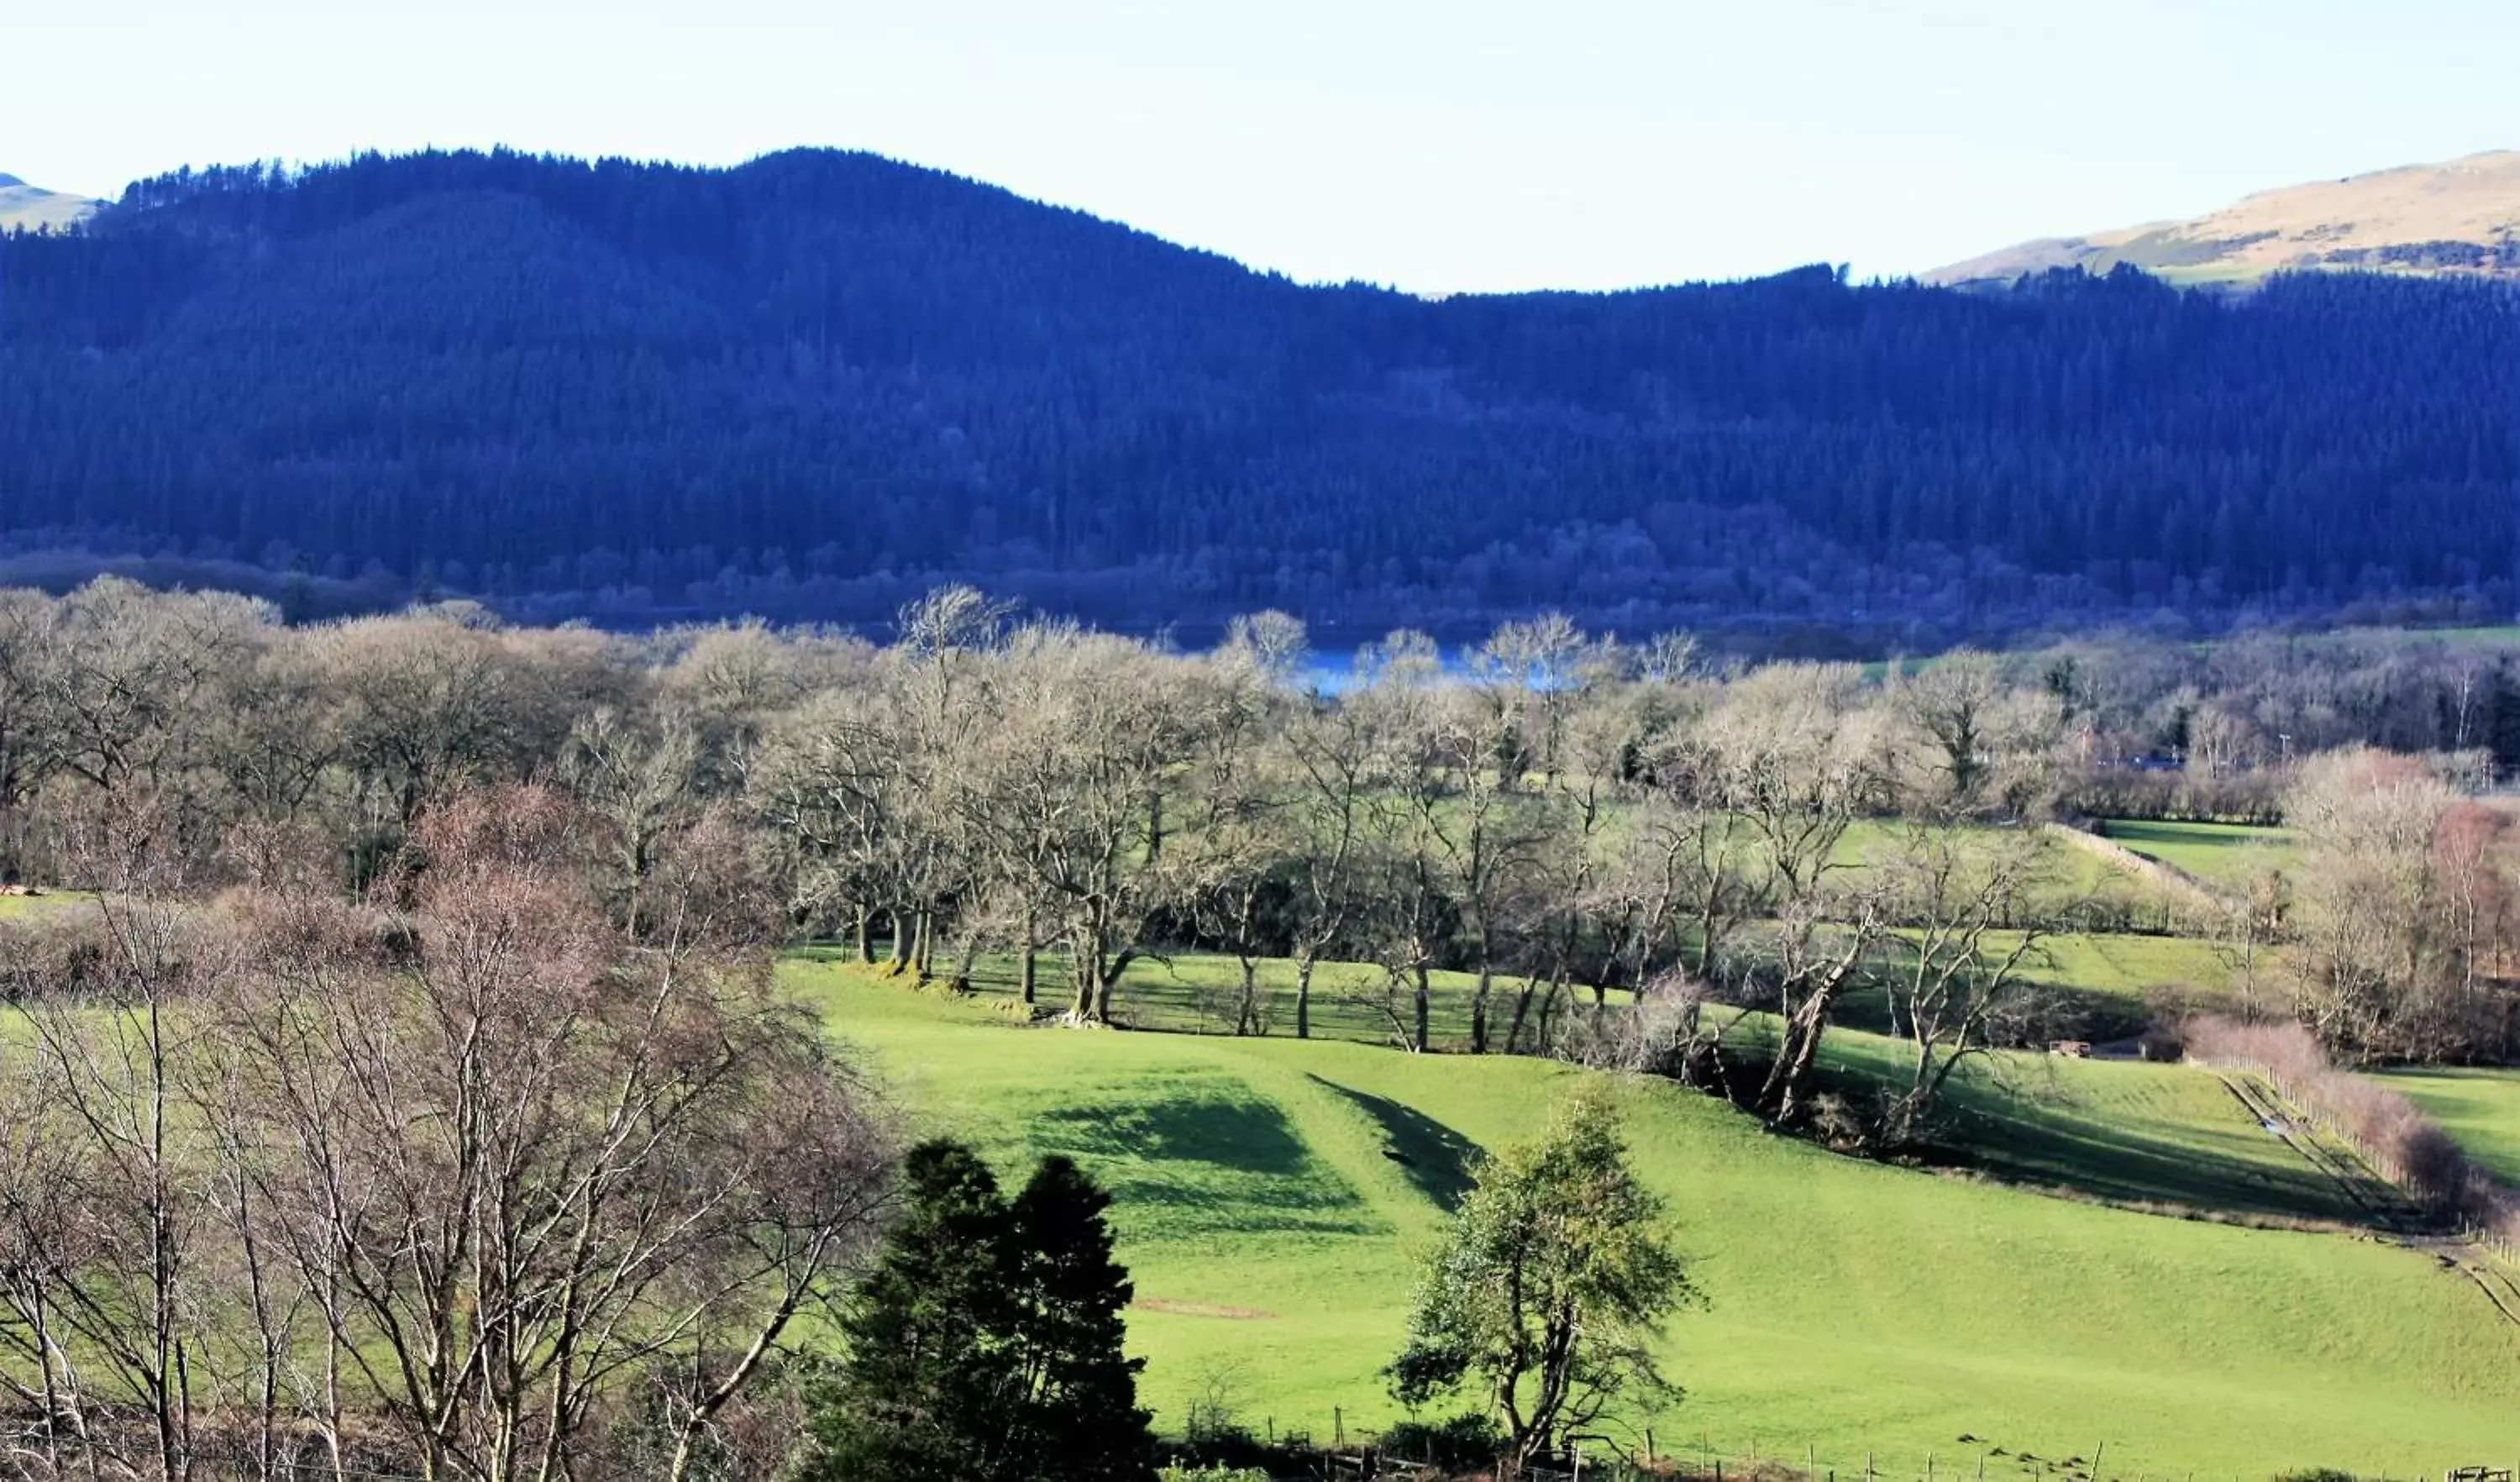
[2094,820,2298,894]
[2383,1066,2520,1185]
[797,962,2520,1477]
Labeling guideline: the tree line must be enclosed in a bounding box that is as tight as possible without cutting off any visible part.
[10,580,2520,1092]
[3,150,2516,641]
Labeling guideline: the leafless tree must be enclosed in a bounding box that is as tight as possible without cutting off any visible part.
[968,624,1205,1023]
[1871,822,2059,1146]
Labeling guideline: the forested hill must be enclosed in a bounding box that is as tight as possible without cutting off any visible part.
[2,148,2514,644]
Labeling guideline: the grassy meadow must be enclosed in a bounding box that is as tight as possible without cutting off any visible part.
[2093,820,2298,894]
[2383,1067,2520,1185]
[796,961,2520,1477]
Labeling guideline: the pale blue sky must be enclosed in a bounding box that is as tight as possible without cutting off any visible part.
[6,0,2515,292]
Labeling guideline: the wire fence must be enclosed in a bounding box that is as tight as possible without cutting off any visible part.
[1163,1421,2502,1482]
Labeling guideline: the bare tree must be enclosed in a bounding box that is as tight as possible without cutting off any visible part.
[1871,822,2059,1146]
[1175,636,1304,1035]
[199,791,894,1482]
[1697,665,1894,1122]
[970,625,1205,1024]
[559,704,705,938]
[1278,681,1388,1040]
[0,803,222,1482]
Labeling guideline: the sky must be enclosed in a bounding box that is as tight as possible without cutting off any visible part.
[6,0,2518,294]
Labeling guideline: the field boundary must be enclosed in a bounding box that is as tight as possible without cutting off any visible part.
[2052,823,2234,922]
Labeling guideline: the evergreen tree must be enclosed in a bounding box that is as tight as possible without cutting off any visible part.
[801,1144,1152,1482]
[1004,1155,1157,1482]
[800,1139,1019,1482]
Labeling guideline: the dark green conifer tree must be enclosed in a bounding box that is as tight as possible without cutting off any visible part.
[1004,1155,1157,1482]
[798,1139,1018,1482]
[801,1144,1152,1482]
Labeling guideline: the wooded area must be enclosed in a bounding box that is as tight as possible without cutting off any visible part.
[3,150,2515,640]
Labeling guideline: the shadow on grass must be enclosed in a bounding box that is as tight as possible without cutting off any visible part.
[1030,1086,1383,1236]
[1310,1076,1483,1211]
[1916,1072,2381,1224]
[1034,1090,1315,1175]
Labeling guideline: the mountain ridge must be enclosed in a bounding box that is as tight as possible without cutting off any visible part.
[0,172,97,233]
[1930,150,2520,287]
[0,147,2512,644]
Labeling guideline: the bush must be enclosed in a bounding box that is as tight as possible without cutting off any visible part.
[1160,1467,1271,1482]
[1379,1412,1506,1470]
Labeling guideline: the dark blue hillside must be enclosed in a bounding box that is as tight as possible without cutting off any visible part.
[1,147,2512,641]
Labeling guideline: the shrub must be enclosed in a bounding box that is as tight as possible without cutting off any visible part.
[1379,1412,1507,1470]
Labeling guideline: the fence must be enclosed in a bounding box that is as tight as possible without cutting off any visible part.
[2182,1016,2520,1264]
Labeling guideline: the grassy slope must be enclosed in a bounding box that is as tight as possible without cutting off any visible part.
[2095,820,2298,895]
[2014,931,2243,1003]
[0,184,95,234]
[1820,1032,2390,1224]
[2383,1067,2520,1184]
[798,963,2520,1476]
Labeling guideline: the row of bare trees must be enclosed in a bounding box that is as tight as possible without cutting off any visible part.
[11,581,2520,1101]
[0,791,895,1482]
[1,583,2106,1123]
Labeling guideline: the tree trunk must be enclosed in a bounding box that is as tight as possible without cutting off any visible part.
[1237,955,1262,1036]
[1294,954,1315,1039]
[853,907,872,964]
[1761,976,1849,1125]
[1071,958,1097,1022]
[1021,901,1039,1005]
[1504,975,1541,1055]
[1413,964,1431,1054]
[1470,965,1493,1054]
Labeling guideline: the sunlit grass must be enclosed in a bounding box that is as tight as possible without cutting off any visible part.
[798,961,2520,1474]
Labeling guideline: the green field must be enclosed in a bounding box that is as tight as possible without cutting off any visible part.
[2095,820,2298,894]
[1991,929,2240,1004]
[1838,819,2169,905]
[2383,1067,2520,1185]
[0,889,94,921]
[794,944,1630,1048]
[799,962,2520,1477]
[1817,1030,2394,1224]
